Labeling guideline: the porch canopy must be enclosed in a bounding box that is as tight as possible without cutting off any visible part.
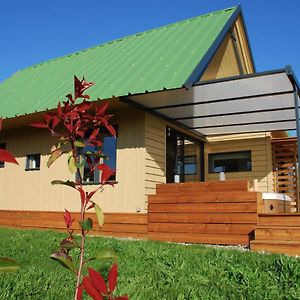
[125,67,300,137]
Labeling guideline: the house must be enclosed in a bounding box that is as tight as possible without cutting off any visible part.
[1,6,300,250]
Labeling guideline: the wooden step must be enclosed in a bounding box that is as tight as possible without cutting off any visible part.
[255,226,300,241]
[250,240,300,256]
[156,180,249,194]
[258,214,300,227]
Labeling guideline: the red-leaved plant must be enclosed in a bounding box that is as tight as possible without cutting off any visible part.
[31,76,127,300]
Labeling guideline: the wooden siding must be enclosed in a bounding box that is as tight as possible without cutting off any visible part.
[201,16,254,81]
[205,135,273,193]
[232,15,255,74]
[0,210,148,239]
[0,105,147,213]
[148,180,259,245]
[144,114,166,210]
[201,32,241,81]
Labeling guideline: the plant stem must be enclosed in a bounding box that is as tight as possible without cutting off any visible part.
[74,142,86,300]
[74,206,86,300]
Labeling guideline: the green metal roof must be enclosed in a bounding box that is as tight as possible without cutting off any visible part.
[0,6,239,118]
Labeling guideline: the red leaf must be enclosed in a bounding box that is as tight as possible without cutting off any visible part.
[77,187,86,205]
[0,118,3,131]
[57,102,63,117]
[114,296,129,300]
[44,113,52,125]
[97,164,115,183]
[51,116,60,130]
[77,283,84,300]
[83,277,103,300]
[63,209,73,229]
[77,101,91,113]
[0,149,18,164]
[89,128,100,141]
[88,268,108,295]
[74,76,94,100]
[66,94,74,104]
[108,263,118,293]
[105,124,116,137]
[96,102,109,117]
[98,164,114,183]
[30,122,48,128]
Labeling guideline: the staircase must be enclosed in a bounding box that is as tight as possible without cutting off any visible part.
[250,214,300,256]
[148,180,259,245]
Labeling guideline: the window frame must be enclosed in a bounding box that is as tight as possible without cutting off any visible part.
[25,153,41,171]
[78,126,118,185]
[208,150,252,173]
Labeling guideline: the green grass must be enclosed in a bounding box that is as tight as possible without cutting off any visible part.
[1,227,300,300]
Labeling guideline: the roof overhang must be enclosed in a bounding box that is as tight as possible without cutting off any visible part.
[124,67,300,137]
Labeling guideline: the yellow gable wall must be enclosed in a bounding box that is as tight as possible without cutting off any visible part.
[0,105,147,213]
[201,15,254,81]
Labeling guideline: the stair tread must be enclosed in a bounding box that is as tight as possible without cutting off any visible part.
[256,226,300,230]
[251,239,300,245]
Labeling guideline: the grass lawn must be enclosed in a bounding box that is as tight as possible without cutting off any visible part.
[1,227,300,299]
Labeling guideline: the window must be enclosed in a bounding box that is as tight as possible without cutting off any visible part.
[184,155,197,175]
[0,143,5,168]
[79,128,117,184]
[26,154,41,170]
[209,151,252,173]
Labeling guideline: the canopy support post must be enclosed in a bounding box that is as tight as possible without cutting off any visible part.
[293,85,300,211]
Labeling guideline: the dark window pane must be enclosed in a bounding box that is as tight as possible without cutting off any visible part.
[184,155,197,175]
[26,154,41,170]
[209,151,252,173]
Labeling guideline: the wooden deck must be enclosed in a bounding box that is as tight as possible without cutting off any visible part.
[250,213,300,256]
[1,179,300,256]
[148,180,259,245]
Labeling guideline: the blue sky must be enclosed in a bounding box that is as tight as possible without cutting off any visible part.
[1,0,299,82]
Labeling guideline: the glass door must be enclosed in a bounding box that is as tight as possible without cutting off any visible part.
[166,127,204,183]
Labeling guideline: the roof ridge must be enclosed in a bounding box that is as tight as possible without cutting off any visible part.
[15,6,237,75]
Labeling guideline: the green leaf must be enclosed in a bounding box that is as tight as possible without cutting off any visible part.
[79,218,93,231]
[74,161,86,168]
[93,202,104,228]
[51,180,77,189]
[74,140,86,148]
[60,239,79,250]
[68,154,77,174]
[47,148,63,168]
[50,251,76,273]
[91,249,117,261]
[0,257,20,273]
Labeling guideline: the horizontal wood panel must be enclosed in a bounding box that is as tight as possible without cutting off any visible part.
[156,180,250,193]
[148,223,255,235]
[250,240,300,256]
[0,210,148,238]
[148,213,257,224]
[149,232,249,245]
[148,191,260,204]
[258,214,300,227]
[255,227,300,241]
[148,202,257,213]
